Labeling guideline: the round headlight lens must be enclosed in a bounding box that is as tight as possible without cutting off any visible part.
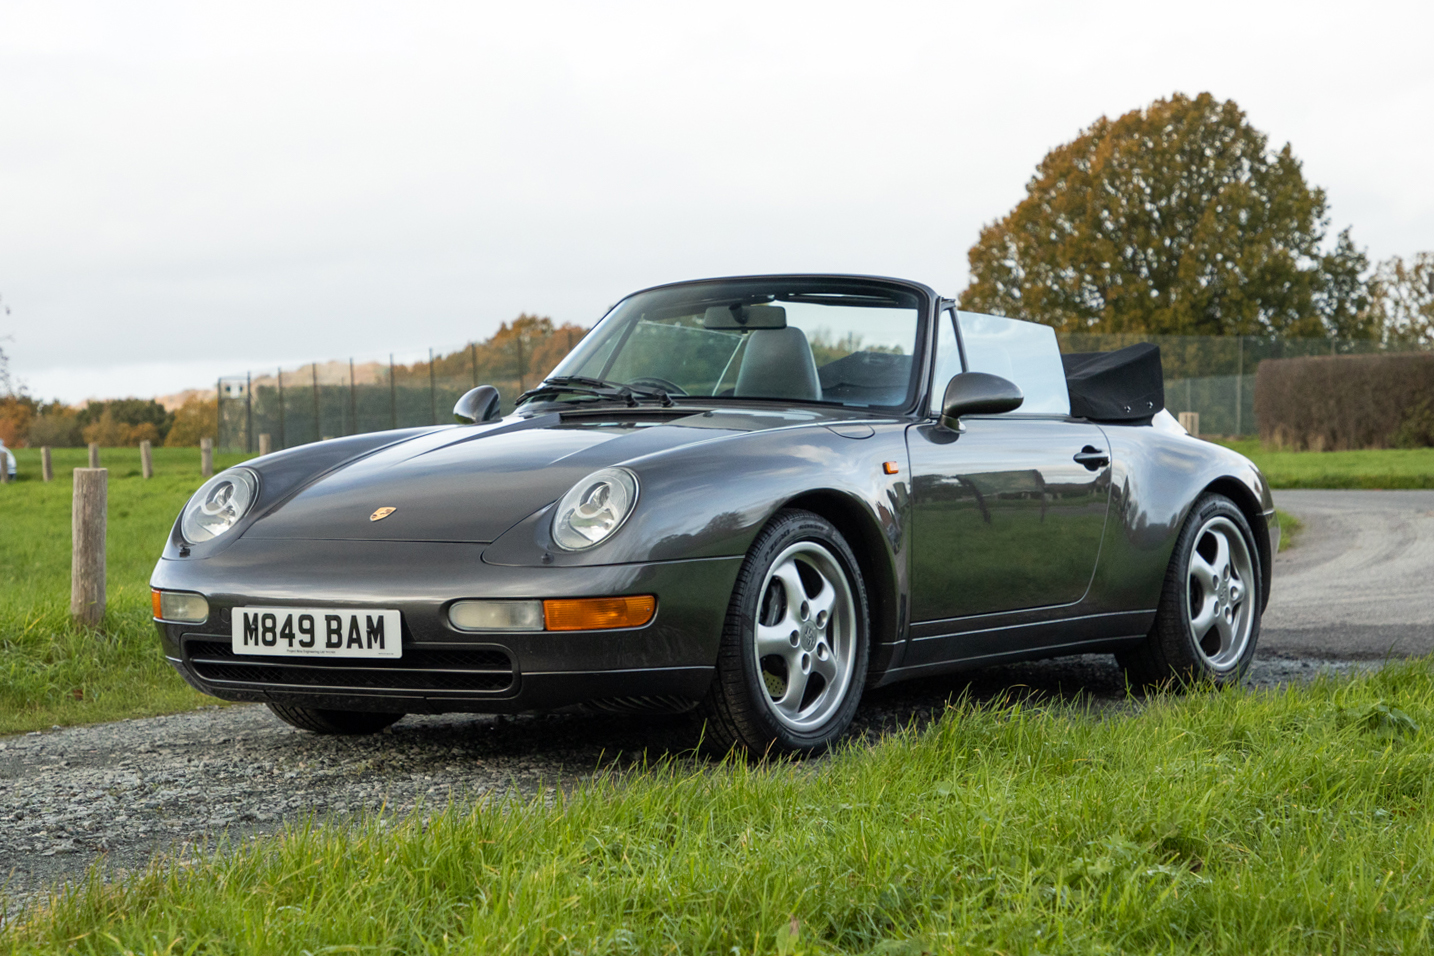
[181,468,259,543]
[552,467,638,551]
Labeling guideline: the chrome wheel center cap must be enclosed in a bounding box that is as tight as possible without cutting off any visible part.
[800,620,819,651]
[1217,578,1230,606]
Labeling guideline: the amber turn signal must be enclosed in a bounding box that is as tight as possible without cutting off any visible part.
[151,589,163,619]
[543,595,656,631]
[883,461,900,475]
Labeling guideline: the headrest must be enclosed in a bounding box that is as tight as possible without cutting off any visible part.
[703,304,787,330]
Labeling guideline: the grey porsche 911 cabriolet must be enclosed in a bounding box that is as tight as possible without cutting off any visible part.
[151,274,1275,754]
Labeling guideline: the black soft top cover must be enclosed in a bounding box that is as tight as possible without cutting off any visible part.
[1061,343,1164,422]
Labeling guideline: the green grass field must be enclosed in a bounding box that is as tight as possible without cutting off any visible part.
[0,447,251,735]
[1219,440,1434,489]
[0,438,1421,736]
[6,662,1434,954]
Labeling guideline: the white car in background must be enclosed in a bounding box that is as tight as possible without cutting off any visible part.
[0,439,15,478]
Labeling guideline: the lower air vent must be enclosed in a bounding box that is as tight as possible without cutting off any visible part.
[184,639,514,694]
[584,695,699,715]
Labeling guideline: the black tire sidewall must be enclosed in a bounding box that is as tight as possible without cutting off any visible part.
[713,510,870,754]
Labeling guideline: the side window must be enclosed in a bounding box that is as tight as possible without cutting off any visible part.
[956,311,1071,415]
[929,307,963,415]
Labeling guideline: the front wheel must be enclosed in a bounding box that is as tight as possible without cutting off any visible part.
[266,703,404,735]
[1118,493,1263,688]
[700,509,869,756]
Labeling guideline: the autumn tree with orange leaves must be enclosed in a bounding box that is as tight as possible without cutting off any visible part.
[960,93,1372,340]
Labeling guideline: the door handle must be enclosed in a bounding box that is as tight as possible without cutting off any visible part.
[1073,446,1109,470]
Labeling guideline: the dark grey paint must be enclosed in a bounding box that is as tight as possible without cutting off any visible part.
[152,274,1277,715]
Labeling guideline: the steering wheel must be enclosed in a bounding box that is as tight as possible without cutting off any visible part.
[628,376,688,396]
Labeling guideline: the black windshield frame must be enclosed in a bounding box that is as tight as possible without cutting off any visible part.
[534,275,938,416]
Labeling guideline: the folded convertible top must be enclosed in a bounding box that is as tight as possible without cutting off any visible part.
[1061,343,1165,422]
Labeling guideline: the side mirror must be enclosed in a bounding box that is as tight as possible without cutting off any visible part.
[940,372,1023,429]
[454,385,502,424]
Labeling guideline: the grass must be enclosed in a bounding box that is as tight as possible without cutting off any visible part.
[6,662,1434,953]
[0,447,251,735]
[1217,439,1434,489]
[1275,509,1303,552]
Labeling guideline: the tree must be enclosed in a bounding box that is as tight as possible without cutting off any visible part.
[960,92,1370,339]
[77,398,173,446]
[165,396,219,446]
[1370,253,1434,348]
[0,293,16,398]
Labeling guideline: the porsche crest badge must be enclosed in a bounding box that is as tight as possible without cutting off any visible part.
[370,507,397,522]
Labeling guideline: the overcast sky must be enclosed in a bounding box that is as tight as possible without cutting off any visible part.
[3,0,1430,403]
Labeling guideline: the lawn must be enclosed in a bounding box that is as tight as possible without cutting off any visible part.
[1218,439,1434,489]
[6,661,1434,954]
[0,447,252,735]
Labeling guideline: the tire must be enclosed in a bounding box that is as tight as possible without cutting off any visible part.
[1118,493,1263,689]
[266,703,404,735]
[700,509,870,756]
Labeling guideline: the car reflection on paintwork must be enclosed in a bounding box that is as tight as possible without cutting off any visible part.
[150,275,1275,755]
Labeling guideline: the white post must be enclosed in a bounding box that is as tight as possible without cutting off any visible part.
[200,437,214,477]
[1179,412,1201,438]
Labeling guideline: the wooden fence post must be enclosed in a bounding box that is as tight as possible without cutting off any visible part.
[258,433,271,456]
[1178,412,1201,438]
[0,448,9,484]
[140,439,154,479]
[72,468,107,625]
[42,446,53,482]
[88,443,100,468]
[200,437,214,477]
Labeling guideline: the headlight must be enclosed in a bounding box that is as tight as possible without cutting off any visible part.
[181,468,259,543]
[552,467,638,551]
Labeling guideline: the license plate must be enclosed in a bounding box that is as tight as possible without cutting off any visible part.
[231,607,402,659]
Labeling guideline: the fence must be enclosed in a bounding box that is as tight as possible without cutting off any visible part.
[217,327,584,452]
[1057,333,1430,437]
[217,331,1429,451]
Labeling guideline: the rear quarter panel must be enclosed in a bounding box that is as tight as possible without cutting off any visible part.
[1086,423,1275,615]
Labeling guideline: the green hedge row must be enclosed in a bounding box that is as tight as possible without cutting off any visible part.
[1254,352,1434,450]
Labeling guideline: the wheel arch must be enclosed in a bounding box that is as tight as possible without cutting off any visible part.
[779,489,901,684]
[1200,476,1273,610]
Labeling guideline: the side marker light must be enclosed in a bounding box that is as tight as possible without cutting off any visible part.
[883,461,900,475]
[544,595,657,631]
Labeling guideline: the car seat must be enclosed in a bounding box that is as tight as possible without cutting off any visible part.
[734,327,823,401]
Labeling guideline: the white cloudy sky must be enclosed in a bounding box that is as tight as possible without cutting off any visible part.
[2,0,1430,402]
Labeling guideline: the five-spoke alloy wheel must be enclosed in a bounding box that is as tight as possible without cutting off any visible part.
[702,509,869,755]
[1118,493,1264,688]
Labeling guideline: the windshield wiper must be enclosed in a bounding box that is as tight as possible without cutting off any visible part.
[517,376,675,408]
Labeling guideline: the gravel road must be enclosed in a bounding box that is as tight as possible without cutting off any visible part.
[0,656,1364,909]
[1263,490,1434,659]
[3,488,1425,910]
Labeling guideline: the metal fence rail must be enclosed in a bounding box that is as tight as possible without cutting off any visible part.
[217,332,1427,451]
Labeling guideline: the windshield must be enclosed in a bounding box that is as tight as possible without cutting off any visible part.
[534,278,924,410]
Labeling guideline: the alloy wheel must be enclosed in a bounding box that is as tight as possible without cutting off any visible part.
[752,541,858,733]
[1185,515,1256,671]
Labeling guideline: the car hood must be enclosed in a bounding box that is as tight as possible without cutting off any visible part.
[243,406,868,543]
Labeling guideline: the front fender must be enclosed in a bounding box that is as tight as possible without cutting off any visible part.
[481,423,911,570]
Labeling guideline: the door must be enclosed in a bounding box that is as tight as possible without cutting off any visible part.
[906,417,1112,621]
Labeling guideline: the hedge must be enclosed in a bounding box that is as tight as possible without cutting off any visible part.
[1253,352,1434,450]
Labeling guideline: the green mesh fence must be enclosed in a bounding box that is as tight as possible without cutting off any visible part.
[217,333,1428,450]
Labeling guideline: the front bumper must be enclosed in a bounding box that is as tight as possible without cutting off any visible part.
[152,539,743,714]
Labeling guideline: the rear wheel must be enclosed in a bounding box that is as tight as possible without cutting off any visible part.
[266,703,404,735]
[701,509,869,756]
[1118,493,1263,688]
